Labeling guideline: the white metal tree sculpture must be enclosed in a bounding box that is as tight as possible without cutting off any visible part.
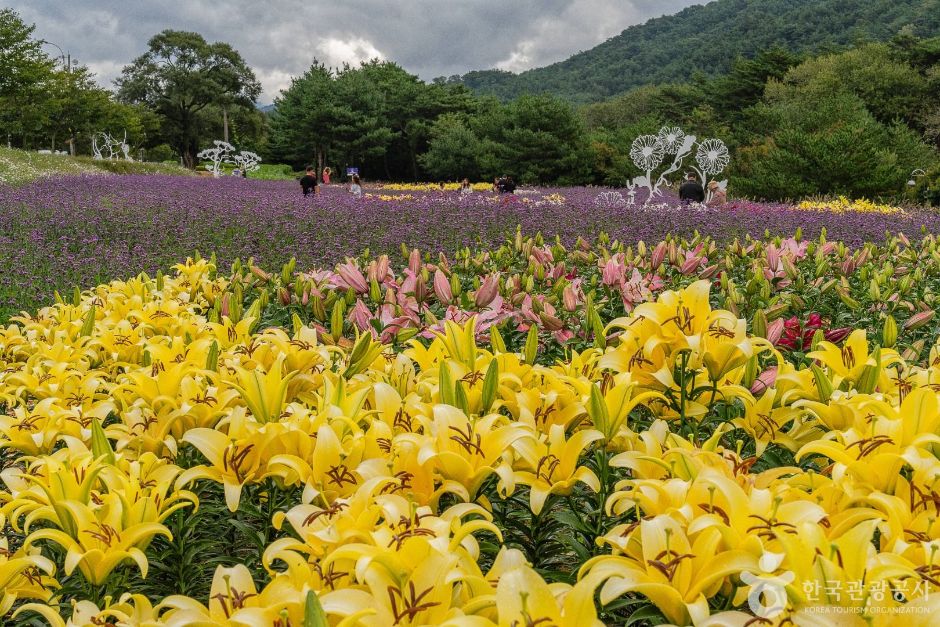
[628,126,729,205]
[92,131,133,161]
[230,150,262,174]
[197,140,234,177]
[197,142,263,177]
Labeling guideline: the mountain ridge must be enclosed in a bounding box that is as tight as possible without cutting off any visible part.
[453,0,940,103]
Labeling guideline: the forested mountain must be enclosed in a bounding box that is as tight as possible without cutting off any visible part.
[454,0,940,103]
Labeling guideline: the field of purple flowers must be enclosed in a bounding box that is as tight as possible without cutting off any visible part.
[1,174,938,318]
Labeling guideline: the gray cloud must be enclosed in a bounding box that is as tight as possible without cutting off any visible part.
[10,0,701,101]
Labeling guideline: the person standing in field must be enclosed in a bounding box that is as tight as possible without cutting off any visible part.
[460,178,473,195]
[708,180,727,205]
[322,167,331,185]
[348,174,362,198]
[678,172,705,204]
[300,166,319,196]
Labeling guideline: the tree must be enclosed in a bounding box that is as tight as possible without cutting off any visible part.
[476,94,589,184]
[267,62,340,172]
[0,9,54,147]
[734,93,934,199]
[418,114,482,180]
[116,30,261,168]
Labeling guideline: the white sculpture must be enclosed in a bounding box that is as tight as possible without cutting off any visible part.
[230,150,261,174]
[197,140,234,177]
[628,126,729,205]
[197,141,262,177]
[594,191,626,207]
[92,131,133,161]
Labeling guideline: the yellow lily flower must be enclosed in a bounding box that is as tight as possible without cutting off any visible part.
[23,493,172,585]
[514,424,604,513]
[581,515,757,626]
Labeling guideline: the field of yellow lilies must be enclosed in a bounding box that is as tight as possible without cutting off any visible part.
[1,246,939,626]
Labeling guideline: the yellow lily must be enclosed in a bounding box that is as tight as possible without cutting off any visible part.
[581,515,757,626]
[514,424,604,513]
[23,493,172,585]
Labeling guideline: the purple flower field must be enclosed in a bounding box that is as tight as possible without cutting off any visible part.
[1,174,938,318]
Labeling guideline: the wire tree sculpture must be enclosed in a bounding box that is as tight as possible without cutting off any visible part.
[92,131,133,161]
[629,126,729,204]
[197,141,235,177]
[197,141,263,177]
[230,150,262,174]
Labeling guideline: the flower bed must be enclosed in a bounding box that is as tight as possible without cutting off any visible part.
[3,174,940,320]
[1,232,939,624]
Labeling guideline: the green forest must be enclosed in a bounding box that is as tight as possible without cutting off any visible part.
[1,0,939,203]
[453,0,940,103]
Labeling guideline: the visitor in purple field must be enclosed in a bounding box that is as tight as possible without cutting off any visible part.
[300,166,319,196]
[678,172,705,204]
[460,178,473,195]
[438,181,447,195]
[322,167,331,185]
[708,180,727,205]
[348,174,362,198]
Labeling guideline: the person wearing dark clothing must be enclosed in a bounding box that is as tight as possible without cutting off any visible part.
[497,176,516,194]
[678,174,705,204]
[300,166,319,196]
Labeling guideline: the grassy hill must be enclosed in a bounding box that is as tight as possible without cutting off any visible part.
[0,147,194,186]
[456,0,940,103]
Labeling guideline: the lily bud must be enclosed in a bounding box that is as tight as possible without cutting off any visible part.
[408,248,422,274]
[903,310,935,331]
[881,315,898,348]
[433,270,452,304]
[650,241,667,271]
[823,327,852,344]
[475,274,500,308]
[766,318,785,345]
[278,288,290,306]
[369,278,382,303]
[562,284,579,312]
[752,309,768,338]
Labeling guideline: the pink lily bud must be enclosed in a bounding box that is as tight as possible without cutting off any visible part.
[278,288,291,306]
[750,367,778,395]
[650,242,667,271]
[414,275,427,304]
[433,269,453,304]
[766,245,781,271]
[301,289,309,306]
[680,256,703,275]
[348,299,373,331]
[699,264,720,280]
[250,266,272,282]
[540,312,564,331]
[475,273,500,308]
[841,258,855,276]
[903,310,935,331]
[766,318,785,345]
[855,247,870,267]
[220,293,230,318]
[408,248,422,274]
[823,327,852,343]
[337,263,368,293]
[562,284,579,312]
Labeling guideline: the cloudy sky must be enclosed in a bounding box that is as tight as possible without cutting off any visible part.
[11,0,701,102]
